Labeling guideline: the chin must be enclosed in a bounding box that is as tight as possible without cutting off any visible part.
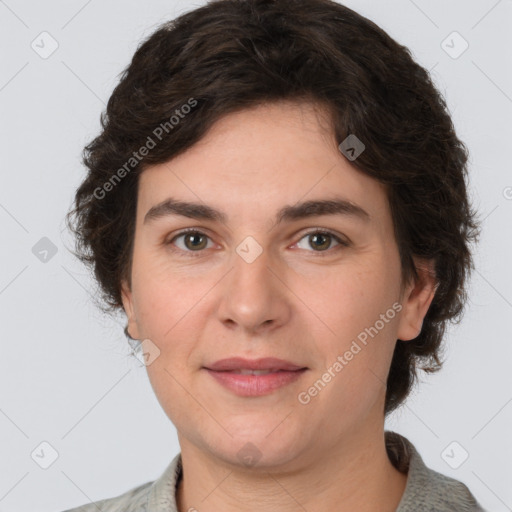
[205,428,307,470]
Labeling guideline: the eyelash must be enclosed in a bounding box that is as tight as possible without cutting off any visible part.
[166,227,350,258]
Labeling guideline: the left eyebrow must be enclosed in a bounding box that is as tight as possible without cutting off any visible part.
[275,197,371,225]
[143,197,371,225]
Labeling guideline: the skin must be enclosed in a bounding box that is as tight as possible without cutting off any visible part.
[121,100,437,512]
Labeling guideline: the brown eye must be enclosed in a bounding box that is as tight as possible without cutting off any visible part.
[169,230,213,255]
[308,232,332,251]
[295,230,349,254]
[183,232,208,250]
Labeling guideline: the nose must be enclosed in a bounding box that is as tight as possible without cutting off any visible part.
[216,246,291,335]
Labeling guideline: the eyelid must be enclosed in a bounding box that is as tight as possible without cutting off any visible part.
[298,227,349,242]
[166,227,218,256]
[166,226,350,257]
[293,227,350,251]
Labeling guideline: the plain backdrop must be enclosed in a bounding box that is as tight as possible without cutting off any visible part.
[0,1,511,511]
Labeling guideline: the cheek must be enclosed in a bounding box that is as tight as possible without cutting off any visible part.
[131,266,215,376]
[303,262,399,337]
[131,252,207,339]
[299,261,401,399]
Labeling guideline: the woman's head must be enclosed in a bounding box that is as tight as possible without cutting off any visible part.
[66,0,480,432]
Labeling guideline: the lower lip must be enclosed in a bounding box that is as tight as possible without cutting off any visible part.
[204,368,307,396]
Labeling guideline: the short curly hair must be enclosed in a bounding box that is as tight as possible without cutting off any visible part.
[65,0,481,415]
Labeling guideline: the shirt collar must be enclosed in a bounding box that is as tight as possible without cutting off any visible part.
[146,451,182,511]
[145,431,483,512]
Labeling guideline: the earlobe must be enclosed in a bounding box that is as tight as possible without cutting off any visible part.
[121,280,140,340]
[396,258,438,342]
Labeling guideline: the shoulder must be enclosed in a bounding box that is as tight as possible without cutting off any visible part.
[59,453,182,512]
[386,431,487,512]
[60,480,153,512]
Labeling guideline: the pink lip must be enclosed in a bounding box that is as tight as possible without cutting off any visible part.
[204,357,306,372]
[203,358,308,397]
[204,368,308,396]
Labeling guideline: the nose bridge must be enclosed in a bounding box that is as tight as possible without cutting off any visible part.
[217,240,289,331]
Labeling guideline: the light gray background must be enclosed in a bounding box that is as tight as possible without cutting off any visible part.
[0,1,511,511]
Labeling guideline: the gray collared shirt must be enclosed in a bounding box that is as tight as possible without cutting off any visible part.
[61,431,486,511]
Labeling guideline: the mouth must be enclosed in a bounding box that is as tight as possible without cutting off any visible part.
[214,369,301,375]
[204,356,307,372]
[203,365,308,396]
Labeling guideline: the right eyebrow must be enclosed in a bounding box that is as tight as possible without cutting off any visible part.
[144,198,227,225]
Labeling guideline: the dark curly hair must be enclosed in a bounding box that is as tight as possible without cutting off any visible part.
[65,0,481,415]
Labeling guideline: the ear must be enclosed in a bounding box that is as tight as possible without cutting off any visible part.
[121,279,140,340]
[396,257,438,341]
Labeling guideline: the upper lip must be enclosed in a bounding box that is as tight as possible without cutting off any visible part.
[204,357,307,372]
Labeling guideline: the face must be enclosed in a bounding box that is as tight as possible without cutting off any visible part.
[121,101,435,469]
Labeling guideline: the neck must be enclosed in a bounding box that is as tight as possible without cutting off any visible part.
[175,424,408,512]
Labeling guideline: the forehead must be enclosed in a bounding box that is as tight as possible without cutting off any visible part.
[136,101,390,227]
